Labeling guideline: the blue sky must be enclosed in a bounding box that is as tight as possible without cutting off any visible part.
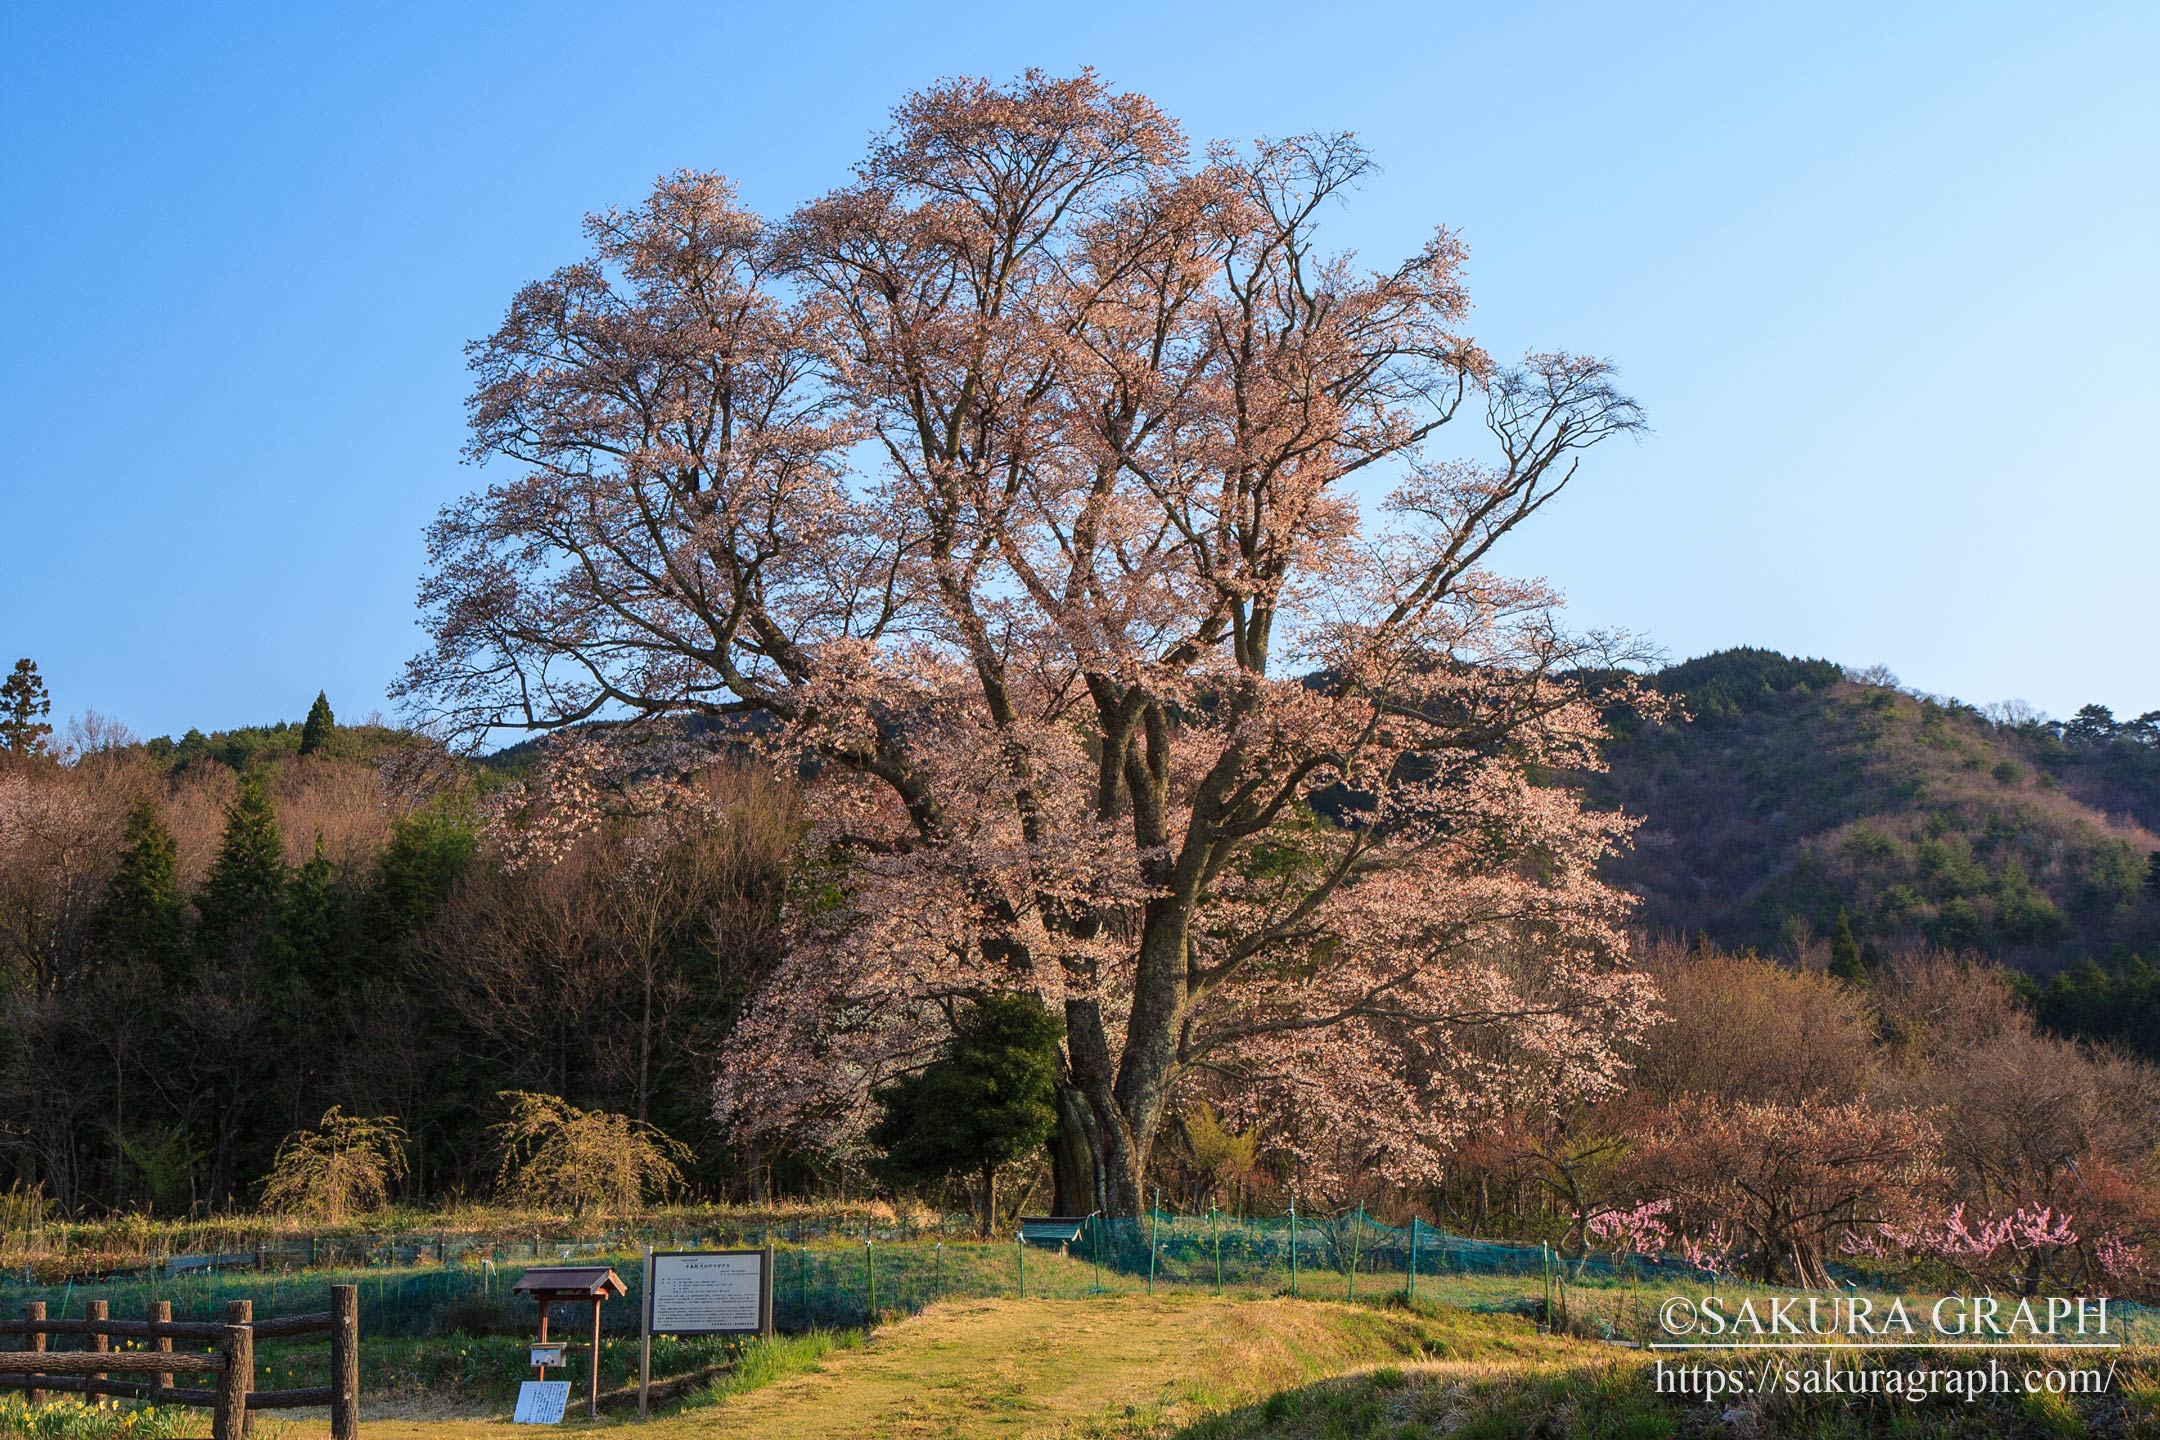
[3,1,2154,740]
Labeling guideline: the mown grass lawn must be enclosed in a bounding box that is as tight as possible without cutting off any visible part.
[31,1291,2159,1440]
[266,1294,1566,1440]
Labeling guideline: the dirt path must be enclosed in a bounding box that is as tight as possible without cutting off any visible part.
[287,1296,1446,1440]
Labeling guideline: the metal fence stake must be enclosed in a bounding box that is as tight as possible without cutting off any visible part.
[1289,1198,1299,1298]
[1347,1207,1361,1303]
[1147,1191,1160,1296]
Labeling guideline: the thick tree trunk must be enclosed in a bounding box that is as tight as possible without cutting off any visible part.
[1095,1102,1146,1216]
[1050,1086,1099,1216]
[1060,1080,1146,1216]
[978,1165,997,1239]
[1098,912,1190,1213]
[1062,992,1152,1216]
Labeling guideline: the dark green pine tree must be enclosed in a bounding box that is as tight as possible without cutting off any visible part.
[1827,907,1868,984]
[193,772,295,1202]
[2147,851,2160,901]
[196,771,288,957]
[273,831,343,997]
[298,691,336,756]
[0,658,54,757]
[354,806,478,985]
[88,796,189,982]
[869,994,1063,1236]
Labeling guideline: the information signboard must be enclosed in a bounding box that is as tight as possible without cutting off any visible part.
[646,1249,773,1336]
[512,1380,571,1424]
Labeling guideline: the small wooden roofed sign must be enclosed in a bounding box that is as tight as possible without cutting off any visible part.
[512,1267,627,1421]
[511,1265,628,1299]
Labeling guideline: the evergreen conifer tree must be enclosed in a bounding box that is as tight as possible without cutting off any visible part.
[197,772,288,956]
[869,994,1062,1236]
[88,796,189,982]
[355,806,477,985]
[1828,907,1868,984]
[298,691,335,756]
[0,658,53,757]
[274,831,342,997]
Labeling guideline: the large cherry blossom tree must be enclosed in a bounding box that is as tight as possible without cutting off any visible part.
[402,71,1657,1214]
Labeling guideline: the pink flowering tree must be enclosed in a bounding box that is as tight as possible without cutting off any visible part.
[1853,1202,2150,1297]
[1585,1198,1671,1259]
[402,71,1657,1214]
[1584,1199,1735,1279]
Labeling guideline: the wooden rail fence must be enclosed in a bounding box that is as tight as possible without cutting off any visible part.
[0,1284,358,1440]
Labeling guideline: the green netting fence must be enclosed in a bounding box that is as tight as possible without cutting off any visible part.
[7,1208,2157,1346]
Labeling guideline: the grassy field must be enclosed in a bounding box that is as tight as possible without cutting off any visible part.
[13,1244,2160,1438]
[11,1291,2160,1440]
[255,1295,1558,1440]
[253,1294,2160,1440]
[26,1232,2132,1351]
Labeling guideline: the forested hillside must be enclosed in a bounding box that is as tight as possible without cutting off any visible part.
[6,651,2159,1227]
[1592,649,2160,971]
[0,688,794,1216]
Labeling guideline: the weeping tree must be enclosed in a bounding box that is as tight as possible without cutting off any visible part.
[258,1107,409,1221]
[490,1091,689,1215]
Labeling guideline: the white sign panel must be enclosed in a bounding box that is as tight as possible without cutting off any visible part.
[648,1249,770,1335]
[513,1380,571,1424]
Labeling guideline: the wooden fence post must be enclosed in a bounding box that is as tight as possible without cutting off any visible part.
[224,1302,253,1437]
[22,1302,44,1406]
[148,1300,173,1401]
[330,1285,359,1440]
[213,1322,252,1440]
[85,1300,110,1392]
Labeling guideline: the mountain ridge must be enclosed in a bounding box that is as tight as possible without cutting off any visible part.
[1592,647,2160,972]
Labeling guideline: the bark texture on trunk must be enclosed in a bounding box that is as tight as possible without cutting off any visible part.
[1050,1085,1100,1217]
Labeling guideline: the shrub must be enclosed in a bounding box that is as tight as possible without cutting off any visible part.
[1840,825,1898,863]
[258,1108,408,1221]
[1876,884,1925,923]
[490,1092,689,1214]
[1915,836,1988,899]
[1930,897,1985,948]
[2074,839,2145,910]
